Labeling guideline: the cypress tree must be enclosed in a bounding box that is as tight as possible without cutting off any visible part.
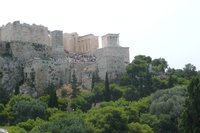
[48,83,58,108]
[52,90,58,107]
[91,73,95,91]
[105,72,110,102]
[14,83,20,95]
[71,70,79,98]
[0,84,10,105]
[144,70,153,96]
[178,77,200,133]
[168,75,174,88]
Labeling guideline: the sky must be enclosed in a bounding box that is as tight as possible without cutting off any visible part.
[0,0,200,70]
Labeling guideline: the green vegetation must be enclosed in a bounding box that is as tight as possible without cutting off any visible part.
[178,77,200,133]
[71,70,80,98]
[0,54,199,133]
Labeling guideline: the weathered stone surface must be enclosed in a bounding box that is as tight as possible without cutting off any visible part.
[63,33,99,52]
[0,128,8,133]
[0,56,24,91]
[0,21,49,45]
[0,21,130,94]
[24,59,71,95]
[20,83,38,98]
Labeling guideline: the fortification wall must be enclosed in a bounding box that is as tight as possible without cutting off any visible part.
[73,62,96,80]
[1,21,49,45]
[24,60,71,94]
[0,41,11,56]
[10,41,51,59]
[95,46,129,80]
[96,46,129,65]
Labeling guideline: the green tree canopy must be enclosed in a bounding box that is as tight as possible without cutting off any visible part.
[14,99,48,124]
[178,77,200,133]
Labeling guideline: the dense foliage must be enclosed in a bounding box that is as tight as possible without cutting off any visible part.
[0,55,199,133]
[178,77,200,133]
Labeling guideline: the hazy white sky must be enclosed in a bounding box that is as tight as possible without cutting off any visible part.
[1,0,200,70]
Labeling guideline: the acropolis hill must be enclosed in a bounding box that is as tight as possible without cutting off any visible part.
[0,21,129,97]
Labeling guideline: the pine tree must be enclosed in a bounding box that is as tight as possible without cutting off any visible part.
[105,72,110,102]
[71,70,80,98]
[178,77,200,133]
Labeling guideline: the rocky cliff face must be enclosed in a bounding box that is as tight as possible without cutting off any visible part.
[0,56,24,91]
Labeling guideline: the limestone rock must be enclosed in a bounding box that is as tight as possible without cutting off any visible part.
[0,56,24,91]
[0,128,8,133]
[20,83,38,98]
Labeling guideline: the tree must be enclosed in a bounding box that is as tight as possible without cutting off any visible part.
[152,77,168,91]
[142,65,153,97]
[58,98,68,111]
[178,77,200,133]
[141,113,160,133]
[152,58,168,74]
[150,86,188,133]
[92,83,105,105]
[14,83,20,95]
[48,83,58,108]
[128,122,153,133]
[30,115,86,133]
[109,84,123,101]
[168,75,174,88]
[104,72,110,102]
[0,84,10,105]
[85,106,129,133]
[14,99,48,124]
[91,72,95,91]
[71,70,80,98]
[183,63,197,80]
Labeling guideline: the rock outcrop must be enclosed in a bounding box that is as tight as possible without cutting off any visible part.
[0,128,9,133]
[0,56,24,91]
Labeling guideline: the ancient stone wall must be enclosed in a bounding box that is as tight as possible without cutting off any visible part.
[24,60,71,94]
[10,41,51,59]
[51,30,66,59]
[1,21,49,45]
[0,41,11,56]
[52,30,64,51]
[95,46,129,80]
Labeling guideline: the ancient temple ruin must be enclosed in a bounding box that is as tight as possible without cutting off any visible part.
[0,21,129,96]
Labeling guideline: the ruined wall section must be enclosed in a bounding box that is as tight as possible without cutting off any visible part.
[10,41,51,59]
[0,41,12,56]
[72,62,97,90]
[1,21,49,45]
[24,60,71,94]
[51,30,66,59]
[95,46,129,81]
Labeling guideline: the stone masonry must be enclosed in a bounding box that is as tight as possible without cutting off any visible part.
[0,21,129,96]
